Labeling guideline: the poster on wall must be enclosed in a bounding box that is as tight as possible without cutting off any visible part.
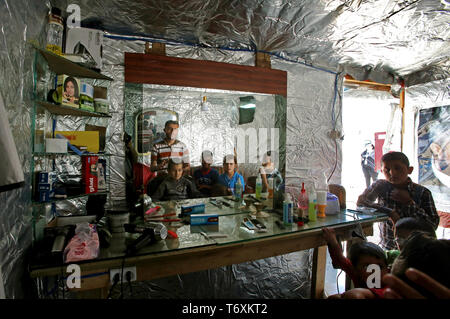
[417,105,450,211]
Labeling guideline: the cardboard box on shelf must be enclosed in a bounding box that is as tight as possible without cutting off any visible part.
[45,138,68,153]
[65,27,103,70]
[81,155,98,194]
[54,131,99,153]
[55,74,81,108]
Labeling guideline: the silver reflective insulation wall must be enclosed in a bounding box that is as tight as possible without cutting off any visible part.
[49,0,449,86]
[0,0,448,298]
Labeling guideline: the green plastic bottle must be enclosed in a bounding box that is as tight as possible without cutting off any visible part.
[308,189,317,222]
[255,175,262,200]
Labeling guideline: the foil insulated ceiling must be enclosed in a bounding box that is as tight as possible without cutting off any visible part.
[52,0,450,86]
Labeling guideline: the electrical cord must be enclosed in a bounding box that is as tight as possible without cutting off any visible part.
[107,273,120,299]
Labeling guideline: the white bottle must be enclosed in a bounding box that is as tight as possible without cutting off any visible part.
[283,193,293,224]
[316,172,328,218]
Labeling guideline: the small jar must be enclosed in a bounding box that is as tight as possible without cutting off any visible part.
[94,98,109,114]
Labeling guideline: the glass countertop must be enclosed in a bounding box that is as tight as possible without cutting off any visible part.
[29,198,387,271]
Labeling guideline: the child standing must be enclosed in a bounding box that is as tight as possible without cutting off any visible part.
[152,158,202,201]
[357,151,439,250]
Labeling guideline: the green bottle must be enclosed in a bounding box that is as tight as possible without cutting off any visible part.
[255,175,262,200]
[308,189,317,222]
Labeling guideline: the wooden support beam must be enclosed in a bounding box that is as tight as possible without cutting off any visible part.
[400,87,405,151]
[255,52,271,69]
[125,52,287,96]
[145,42,166,56]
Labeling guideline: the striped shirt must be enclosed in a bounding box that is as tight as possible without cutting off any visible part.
[359,178,439,249]
[151,139,190,172]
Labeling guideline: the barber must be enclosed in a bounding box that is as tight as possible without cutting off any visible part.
[150,120,190,176]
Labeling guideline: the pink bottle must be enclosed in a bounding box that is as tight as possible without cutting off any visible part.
[297,182,309,217]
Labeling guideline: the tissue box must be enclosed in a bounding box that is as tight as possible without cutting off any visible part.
[65,27,103,69]
[45,138,67,153]
[190,214,219,226]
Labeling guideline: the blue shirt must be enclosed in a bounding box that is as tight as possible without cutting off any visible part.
[193,167,220,196]
[218,172,245,193]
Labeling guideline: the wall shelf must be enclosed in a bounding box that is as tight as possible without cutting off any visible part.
[36,101,111,118]
[37,47,113,81]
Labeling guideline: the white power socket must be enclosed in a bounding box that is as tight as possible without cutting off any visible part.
[110,266,137,285]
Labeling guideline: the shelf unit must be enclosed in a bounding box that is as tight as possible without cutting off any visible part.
[31,46,114,242]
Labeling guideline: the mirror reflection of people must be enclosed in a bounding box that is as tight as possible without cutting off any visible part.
[151,158,202,201]
[259,151,283,192]
[150,120,190,176]
[63,76,79,104]
[193,150,219,197]
[361,141,377,188]
[217,154,245,195]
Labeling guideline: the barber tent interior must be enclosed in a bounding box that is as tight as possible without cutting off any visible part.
[0,0,448,298]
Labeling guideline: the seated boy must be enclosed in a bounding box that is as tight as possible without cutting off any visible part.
[259,151,283,192]
[217,154,245,195]
[322,227,389,294]
[357,151,439,250]
[193,150,219,197]
[346,231,450,299]
[385,217,437,268]
[388,231,450,299]
[151,158,203,201]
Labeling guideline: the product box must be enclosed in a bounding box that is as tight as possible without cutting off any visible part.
[45,138,68,153]
[97,159,107,191]
[54,131,99,153]
[55,74,81,108]
[190,214,219,226]
[180,203,206,217]
[65,27,103,69]
[79,83,95,112]
[81,155,98,194]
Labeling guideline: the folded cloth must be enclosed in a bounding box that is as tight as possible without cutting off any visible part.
[64,222,100,263]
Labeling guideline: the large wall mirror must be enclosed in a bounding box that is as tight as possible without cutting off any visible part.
[124,52,287,206]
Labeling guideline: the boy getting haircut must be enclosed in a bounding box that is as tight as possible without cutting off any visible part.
[357,151,439,250]
[391,232,450,299]
[152,158,202,201]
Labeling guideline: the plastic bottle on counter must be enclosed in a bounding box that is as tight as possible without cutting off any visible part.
[255,175,262,200]
[45,7,64,55]
[297,182,309,218]
[316,172,328,218]
[283,193,293,225]
[308,188,317,222]
[234,178,243,202]
[267,177,274,199]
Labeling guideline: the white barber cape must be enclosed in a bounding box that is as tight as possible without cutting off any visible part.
[0,93,24,192]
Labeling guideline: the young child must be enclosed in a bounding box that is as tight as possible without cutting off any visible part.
[218,154,245,195]
[322,227,389,292]
[193,150,220,197]
[357,151,439,250]
[151,158,202,201]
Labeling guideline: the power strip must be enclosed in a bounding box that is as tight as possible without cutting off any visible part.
[110,266,137,285]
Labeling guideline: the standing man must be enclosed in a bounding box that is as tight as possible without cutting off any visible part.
[361,141,377,188]
[150,120,190,176]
